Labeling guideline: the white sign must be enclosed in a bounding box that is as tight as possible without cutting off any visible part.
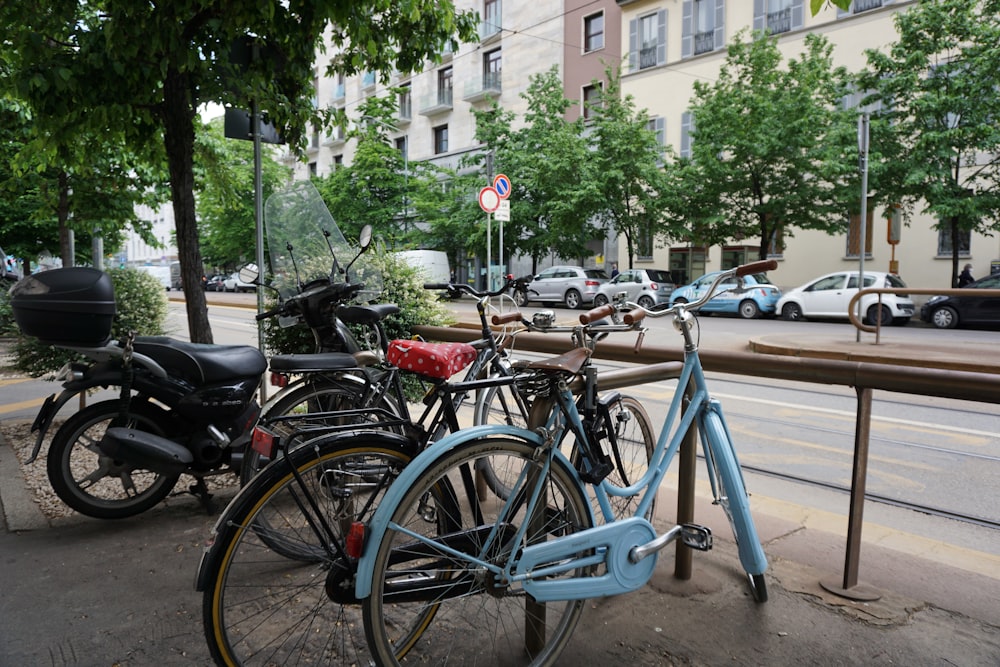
[478,186,500,213]
[494,199,510,221]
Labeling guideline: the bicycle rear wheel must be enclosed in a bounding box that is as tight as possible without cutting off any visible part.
[362,437,593,666]
[589,395,656,521]
[700,409,768,603]
[201,438,451,666]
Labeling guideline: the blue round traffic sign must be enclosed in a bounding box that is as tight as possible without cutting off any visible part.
[493,174,511,199]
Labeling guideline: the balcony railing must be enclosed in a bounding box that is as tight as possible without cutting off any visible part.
[397,97,412,124]
[853,0,883,12]
[330,82,345,103]
[419,88,453,116]
[639,44,658,70]
[693,30,715,55]
[361,71,376,90]
[481,14,501,41]
[463,71,502,103]
[767,7,792,34]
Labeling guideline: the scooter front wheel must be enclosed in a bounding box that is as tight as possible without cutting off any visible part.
[46,399,180,519]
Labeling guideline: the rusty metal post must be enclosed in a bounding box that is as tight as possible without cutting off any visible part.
[674,379,697,580]
[820,386,881,601]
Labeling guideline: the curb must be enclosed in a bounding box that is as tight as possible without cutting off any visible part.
[0,428,49,531]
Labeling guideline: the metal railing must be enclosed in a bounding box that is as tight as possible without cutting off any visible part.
[848,287,1000,341]
[414,323,1000,599]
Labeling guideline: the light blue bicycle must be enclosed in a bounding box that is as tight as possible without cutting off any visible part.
[356,260,775,666]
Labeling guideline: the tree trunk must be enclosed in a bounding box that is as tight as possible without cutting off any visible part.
[162,69,213,344]
[949,217,961,288]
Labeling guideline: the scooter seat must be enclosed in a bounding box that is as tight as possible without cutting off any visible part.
[132,337,267,385]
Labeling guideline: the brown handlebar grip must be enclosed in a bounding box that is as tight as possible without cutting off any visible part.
[580,304,615,324]
[736,259,778,276]
[491,311,524,325]
[623,308,646,325]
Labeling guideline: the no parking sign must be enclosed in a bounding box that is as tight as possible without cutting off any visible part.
[493,174,511,199]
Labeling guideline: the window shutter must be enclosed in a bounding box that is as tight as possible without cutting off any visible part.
[681,1,693,58]
[657,10,667,65]
[791,0,804,30]
[680,111,693,158]
[753,0,765,32]
[629,18,638,71]
[714,0,725,50]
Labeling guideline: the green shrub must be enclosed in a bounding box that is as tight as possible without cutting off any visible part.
[0,282,17,337]
[8,268,169,378]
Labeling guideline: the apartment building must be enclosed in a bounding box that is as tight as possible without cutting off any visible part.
[615,0,1000,290]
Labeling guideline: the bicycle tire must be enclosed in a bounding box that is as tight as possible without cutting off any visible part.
[201,436,453,666]
[362,437,593,666]
[241,374,403,484]
[699,409,769,603]
[46,399,179,519]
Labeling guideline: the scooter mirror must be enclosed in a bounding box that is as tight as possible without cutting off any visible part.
[359,225,373,250]
[239,263,259,284]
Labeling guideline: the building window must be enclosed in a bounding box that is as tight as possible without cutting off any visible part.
[483,0,501,36]
[433,124,449,154]
[753,0,803,35]
[647,117,666,163]
[438,67,453,106]
[395,136,408,163]
[308,162,317,177]
[683,0,725,58]
[937,227,971,257]
[629,10,666,72]
[582,83,602,119]
[484,48,502,89]
[584,12,604,53]
[398,84,412,120]
[680,111,694,159]
[638,223,654,260]
[332,154,343,169]
[846,211,874,258]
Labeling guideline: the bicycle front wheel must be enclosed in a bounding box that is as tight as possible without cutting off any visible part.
[362,438,593,666]
[202,439,437,666]
[700,409,768,603]
[592,395,656,521]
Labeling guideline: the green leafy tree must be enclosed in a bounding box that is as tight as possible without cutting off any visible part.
[0,1,477,344]
[196,117,291,273]
[586,65,679,269]
[857,0,1000,286]
[471,68,601,272]
[672,31,856,260]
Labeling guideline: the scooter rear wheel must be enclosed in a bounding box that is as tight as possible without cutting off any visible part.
[46,399,179,519]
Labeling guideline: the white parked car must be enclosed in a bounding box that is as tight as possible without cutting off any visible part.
[776,271,914,326]
[223,271,256,293]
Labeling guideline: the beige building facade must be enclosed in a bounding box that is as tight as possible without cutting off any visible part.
[616,0,1000,291]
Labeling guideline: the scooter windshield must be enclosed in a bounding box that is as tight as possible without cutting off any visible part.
[263,181,382,302]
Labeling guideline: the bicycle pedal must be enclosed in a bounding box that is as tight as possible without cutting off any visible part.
[680,524,713,551]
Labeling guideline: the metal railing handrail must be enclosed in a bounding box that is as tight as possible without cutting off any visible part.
[414,322,1000,599]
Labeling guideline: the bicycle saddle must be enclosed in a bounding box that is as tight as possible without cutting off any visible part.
[525,347,591,375]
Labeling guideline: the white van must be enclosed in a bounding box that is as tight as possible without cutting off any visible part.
[136,265,172,290]
[396,250,451,285]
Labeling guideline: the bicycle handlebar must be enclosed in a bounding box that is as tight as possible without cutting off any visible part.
[579,304,614,325]
[424,277,515,299]
[491,311,524,325]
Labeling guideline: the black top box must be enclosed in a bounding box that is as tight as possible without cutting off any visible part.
[10,267,116,347]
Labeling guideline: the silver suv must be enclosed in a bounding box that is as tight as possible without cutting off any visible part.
[593,268,675,309]
[514,265,609,309]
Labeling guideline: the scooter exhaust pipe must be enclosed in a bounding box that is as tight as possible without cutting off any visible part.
[99,427,194,476]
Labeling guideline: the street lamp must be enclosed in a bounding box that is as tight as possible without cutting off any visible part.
[361,116,409,235]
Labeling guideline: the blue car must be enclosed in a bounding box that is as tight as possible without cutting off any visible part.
[669,270,781,319]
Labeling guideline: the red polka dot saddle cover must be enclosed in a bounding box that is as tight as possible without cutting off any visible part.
[387,339,478,380]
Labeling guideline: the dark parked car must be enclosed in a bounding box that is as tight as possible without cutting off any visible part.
[920,273,1000,329]
[205,274,226,292]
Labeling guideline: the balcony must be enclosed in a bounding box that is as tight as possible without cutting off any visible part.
[463,72,502,104]
[853,0,883,12]
[361,71,376,91]
[419,88,453,116]
[639,44,658,70]
[480,15,501,43]
[323,129,347,147]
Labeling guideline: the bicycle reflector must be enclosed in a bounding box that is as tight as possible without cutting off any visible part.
[346,521,366,559]
[270,372,289,388]
[251,427,276,458]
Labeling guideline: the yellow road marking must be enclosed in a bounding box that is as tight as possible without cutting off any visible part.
[0,397,46,415]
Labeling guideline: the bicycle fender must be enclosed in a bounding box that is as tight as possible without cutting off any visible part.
[257,372,374,419]
[355,424,547,599]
